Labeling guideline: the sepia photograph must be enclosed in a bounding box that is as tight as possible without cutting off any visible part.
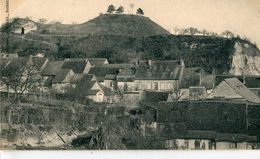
[0,0,260,154]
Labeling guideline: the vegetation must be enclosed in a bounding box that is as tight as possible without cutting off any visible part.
[107,5,116,13]
[116,6,124,14]
[1,15,259,74]
[137,8,144,15]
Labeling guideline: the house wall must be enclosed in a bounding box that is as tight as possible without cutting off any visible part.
[12,22,37,34]
[52,83,76,94]
[165,139,210,150]
[104,80,116,91]
[216,142,249,149]
[135,80,178,91]
[117,81,137,91]
[83,62,92,74]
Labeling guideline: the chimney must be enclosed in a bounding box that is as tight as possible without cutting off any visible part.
[148,59,153,68]
[243,75,246,84]
[180,58,185,67]
[199,68,202,86]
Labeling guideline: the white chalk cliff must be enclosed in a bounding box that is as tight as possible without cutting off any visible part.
[229,42,260,76]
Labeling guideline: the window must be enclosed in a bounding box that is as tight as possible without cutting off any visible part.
[146,82,152,89]
[153,82,158,90]
[166,82,173,90]
[194,140,201,149]
[96,92,104,102]
[160,82,165,90]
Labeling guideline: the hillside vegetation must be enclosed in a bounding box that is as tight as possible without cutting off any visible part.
[1,14,260,74]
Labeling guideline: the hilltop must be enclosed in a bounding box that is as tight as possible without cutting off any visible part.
[1,14,170,36]
[1,14,260,75]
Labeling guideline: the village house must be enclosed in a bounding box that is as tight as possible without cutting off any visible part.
[138,100,259,150]
[0,53,18,58]
[117,59,185,93]
[207,78,260,103]
[31,57,49,72]
[161,130,257,150]
[83,58,109,73]
[62,58,89,73]
[52,69,85,94]
[71,74,117,103]
[11,20,37,34]
[40,60,64,93]
[88,66,120,88]
[216,75,260,98]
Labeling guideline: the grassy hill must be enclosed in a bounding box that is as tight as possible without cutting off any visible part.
[1,14,260,74]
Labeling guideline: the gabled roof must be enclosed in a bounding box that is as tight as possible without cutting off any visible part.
[208,78,260,103]
[2,57,31,76]
[62,60,87,73]
[32,57,48,71]
[41,61,64,76]
[101,63,134,69]
[0,58,10,70]
[142,90,171,103]
[87,58,108,66]
[201,75,215,90]
[53,69,74,83]
[72,74,108,97]
[224,78,260,103]
[88,67,120,81]
[180,67,200,88]
[43,76,54,87]
[135,60,182,80]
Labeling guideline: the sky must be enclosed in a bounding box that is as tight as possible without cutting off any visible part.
[1,0,260,47]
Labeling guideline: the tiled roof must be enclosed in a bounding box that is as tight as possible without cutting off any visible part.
[32,57,48,71]
[180,67,200,88]
[135,60,182,80]
[201,75,215,90]
[88,67,120,82]
[52,69,74,83]
[41,61,64,76]
[87,58,108,66]
[2,57,31,76]
[43,76,54,87]
[71,74,112,97]
[62,60,87,73]
[224,78,260,103]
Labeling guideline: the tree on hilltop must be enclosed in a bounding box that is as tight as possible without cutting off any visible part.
[183,27,200,35]
[107,5,116,13]
[137,8,144,15]
[221,30,235,38]
[116,6,124,14]
[38,18,47,24]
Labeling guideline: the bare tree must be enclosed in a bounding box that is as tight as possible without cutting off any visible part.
[88,115,127,150]
[2,62,41,100]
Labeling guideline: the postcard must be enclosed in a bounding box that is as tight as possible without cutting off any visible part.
[0,0,260,158]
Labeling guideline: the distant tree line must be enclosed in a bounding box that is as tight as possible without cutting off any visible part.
[172,26,255,43]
